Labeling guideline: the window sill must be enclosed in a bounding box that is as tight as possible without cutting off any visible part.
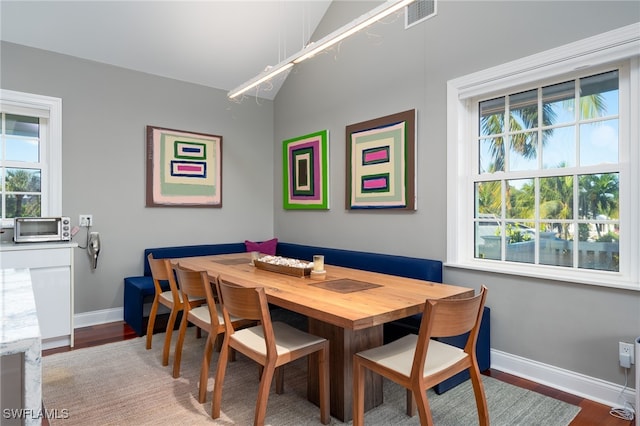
[444,259,640,292]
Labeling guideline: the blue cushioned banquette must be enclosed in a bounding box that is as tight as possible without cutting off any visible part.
[123,241,489,394]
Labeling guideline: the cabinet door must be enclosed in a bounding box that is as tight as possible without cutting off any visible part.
[30,267,71,340]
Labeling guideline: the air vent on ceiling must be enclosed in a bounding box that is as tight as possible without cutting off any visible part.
[405,0,437,29]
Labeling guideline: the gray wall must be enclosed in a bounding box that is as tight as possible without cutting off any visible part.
[1,42,275,313]
[1,0,638,395]
[273,2,640,387]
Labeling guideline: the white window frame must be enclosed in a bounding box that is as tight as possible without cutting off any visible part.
[0,89,62,227]
[446,23,640,290]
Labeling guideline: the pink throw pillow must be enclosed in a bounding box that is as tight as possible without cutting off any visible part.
[244,238,278,255]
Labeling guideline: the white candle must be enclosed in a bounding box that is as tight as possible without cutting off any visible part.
[313,255,324,272]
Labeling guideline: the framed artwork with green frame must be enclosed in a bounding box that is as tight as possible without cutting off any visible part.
[282,130,329,210]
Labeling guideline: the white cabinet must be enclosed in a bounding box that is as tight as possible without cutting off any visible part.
[0,242,76,349]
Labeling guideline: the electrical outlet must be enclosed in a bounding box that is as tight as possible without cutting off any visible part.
[79,214,93,227]
[619,341,634,367]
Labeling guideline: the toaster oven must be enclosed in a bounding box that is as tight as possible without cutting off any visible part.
[13,217,72,243]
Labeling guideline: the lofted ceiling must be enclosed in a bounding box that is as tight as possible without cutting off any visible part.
[0,1,336,100]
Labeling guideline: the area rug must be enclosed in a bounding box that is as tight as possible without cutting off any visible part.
[42,331,580,425]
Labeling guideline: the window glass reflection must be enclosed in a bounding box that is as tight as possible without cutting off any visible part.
[6,114,39,138]
[543,80,575,125]
[6,136,39,162]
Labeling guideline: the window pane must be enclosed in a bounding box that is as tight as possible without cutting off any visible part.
[505,235,534,263]
[542,126,575,169]
[6,136,39,162]
[580,70,619,119]
[475,181,502,260]
[475,180,502,217]
[509,89,538,131]
[540,230,573,267]
[5,194,41,218]
[540,175,573,220]
[506,178,534,219]
[509,132,537,171]
[480,97,504,136]
[479,137,504,173]
[543,80,575,125]
[578,223,619,271]
[5,168,41,192]
[5,114,39,138]
[579,119,618,166]
[578,173,619,220]
[476,225,501,260]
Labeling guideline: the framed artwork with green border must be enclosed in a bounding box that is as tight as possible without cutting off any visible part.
[282,130,329,210]
[146,125,222,207]
[345,109,416,210]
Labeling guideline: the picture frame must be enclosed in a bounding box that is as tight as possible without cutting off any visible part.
[282,130,329,210]
[146,125,222,207]
[345,109,416,210]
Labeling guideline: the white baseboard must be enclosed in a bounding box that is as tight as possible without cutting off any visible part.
[491,348,636,409]
[74,307,123,328]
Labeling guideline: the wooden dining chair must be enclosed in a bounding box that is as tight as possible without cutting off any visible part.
[145,253,184,367]
[211,278,330,426]
[172,266,254,403]
[353,285,489,426]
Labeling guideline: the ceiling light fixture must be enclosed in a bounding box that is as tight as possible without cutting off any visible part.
[228,0,415,99]
[227,63,294,99]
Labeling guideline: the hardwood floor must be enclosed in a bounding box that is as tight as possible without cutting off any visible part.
[43,321,635,426]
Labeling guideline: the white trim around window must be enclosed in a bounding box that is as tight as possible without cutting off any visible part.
[446,23,640,290]
[0,89,63,225]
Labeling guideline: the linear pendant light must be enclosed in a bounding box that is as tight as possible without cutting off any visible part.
[228,0,415,99]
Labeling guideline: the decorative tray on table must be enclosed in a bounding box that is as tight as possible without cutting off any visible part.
[253,255,313,277]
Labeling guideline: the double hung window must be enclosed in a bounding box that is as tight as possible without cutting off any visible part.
[475,69,621,271]
[0,90,62,227]
[1,112,43,218]
[447,24,639,289]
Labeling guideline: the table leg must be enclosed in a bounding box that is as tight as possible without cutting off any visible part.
[307,319,383,422]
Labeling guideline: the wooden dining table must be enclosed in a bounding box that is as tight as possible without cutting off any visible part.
[174,252,474,422]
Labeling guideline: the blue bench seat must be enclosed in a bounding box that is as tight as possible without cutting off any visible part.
[123,241,490,395]
[123,243,246,336]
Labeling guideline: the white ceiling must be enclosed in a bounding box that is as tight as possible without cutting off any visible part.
[0,1,335,100]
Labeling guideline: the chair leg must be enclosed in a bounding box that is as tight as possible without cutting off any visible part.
[254,362,276,426]
[413,383,434,426]
[318,343,330,425]
[172,314,189,378]
[211,340,231,419]
[469,364,490,426]
[198,333,215,403]
[162,307,179,366]
[352,356,366,426]
[145,296,160,349]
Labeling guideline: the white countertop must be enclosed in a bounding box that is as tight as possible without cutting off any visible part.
[0,268,41,349]
[0,240,78,252]
[0,268,43,426]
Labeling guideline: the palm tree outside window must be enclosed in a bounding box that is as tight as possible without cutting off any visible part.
[474,70,620,272]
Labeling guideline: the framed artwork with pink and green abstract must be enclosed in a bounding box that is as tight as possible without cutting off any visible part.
[282,130,329,210]
[345,109,416,210]
[146,126,222,207]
